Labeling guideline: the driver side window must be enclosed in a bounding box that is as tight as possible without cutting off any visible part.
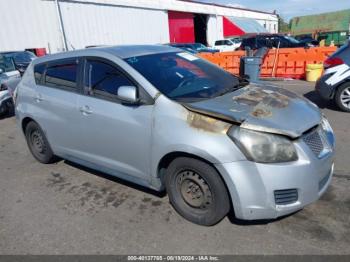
[85,60,134,101]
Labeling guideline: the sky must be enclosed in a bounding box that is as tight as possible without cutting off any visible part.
[193,0,350,20]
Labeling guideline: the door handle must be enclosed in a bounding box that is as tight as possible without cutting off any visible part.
[34,94,43,102]
[79,105,93,115]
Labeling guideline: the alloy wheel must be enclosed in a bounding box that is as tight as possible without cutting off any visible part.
[340,87,350,109]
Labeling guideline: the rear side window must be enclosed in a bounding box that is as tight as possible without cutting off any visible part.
[256,37,267,48]
[34,63,46,84]
[85,60,134,101]
[44,59,78,91]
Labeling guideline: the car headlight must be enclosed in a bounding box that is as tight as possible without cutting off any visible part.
[227,127,298,163]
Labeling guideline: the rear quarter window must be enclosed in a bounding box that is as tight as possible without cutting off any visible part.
[332,42,350,60]
[34,63,46,84]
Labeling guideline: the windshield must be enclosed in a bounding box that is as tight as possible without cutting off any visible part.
[125,52,239,102]
[192,43,207,50]
[284,36,300,44]
[11,52,36,64]
[231,38,241,43]
[0,54,16,73]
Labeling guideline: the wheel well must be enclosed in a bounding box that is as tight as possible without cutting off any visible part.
[21,117,35,134]
[157,152,233,209]
[157,152,214,180]
[333,80,350,97]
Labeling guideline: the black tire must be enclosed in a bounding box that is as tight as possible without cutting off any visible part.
[6,100,14,116]
[335,82,350,112]
[165,157,230,226]
[25,121,56,164]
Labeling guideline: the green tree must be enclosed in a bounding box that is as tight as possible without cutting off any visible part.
[278,16,290,33]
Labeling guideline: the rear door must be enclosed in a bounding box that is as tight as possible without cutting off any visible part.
[33,58,83,157]
[76,58,153,181]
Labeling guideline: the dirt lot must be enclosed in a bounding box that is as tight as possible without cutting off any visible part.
[0,80,349,255]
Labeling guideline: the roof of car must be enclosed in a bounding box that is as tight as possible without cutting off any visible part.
[33,45,181,64]
[242,33,285,39]
[0,51,30,54]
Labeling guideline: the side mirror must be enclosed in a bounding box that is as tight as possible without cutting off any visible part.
[117,85,139,104]
[0,68,3,74]
[16,66,26,75]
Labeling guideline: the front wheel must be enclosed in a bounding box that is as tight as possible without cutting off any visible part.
[335,82,350,112]
[165,157,230,226]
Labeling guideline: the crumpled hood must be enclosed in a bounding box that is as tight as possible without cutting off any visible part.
[184,83,322,138]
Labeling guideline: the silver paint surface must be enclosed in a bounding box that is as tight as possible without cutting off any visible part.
[15,46,335,220]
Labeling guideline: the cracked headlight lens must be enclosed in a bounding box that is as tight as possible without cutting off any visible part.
[227,127,298,163]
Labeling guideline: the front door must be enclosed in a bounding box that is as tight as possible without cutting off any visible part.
[77,58,153,181]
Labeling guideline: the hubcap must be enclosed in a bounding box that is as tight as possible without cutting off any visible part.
[31,130,45,154]
[177,170,212,209]
[340,87,350,109]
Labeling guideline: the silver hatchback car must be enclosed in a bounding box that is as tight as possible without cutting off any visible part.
[15,45,335,226]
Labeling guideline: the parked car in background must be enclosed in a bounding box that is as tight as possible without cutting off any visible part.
[295,35,319,47]
[16,45,335,226]
[230,37,242,48]
[167,43,219,54]
[213,39,240,52]
[240,34,309,50]
[0,54,21,115]
[0,51,37,76]
[316,41,350,112]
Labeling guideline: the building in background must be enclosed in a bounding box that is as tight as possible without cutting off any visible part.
[291,9,350,47]
[0,0,278,53]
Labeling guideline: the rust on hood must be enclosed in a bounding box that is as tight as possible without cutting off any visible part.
[232,88,290,110]
[231,87,290,118]
[251,107,272,118]
[184,83,322,138]
[187,111,231,134]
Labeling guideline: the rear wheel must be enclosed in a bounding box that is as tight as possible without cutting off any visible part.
[25,121,56,164]
[335,82,350,112]
[165,157,230,226]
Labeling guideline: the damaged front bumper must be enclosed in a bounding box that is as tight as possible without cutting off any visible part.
[215,135,335,220]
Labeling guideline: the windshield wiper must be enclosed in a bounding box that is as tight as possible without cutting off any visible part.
[238,76,250,87]
[215,83,242,97]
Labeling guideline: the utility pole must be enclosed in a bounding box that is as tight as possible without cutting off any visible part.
[55,0,68,51]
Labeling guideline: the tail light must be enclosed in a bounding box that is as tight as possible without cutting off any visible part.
[324,57,344,69]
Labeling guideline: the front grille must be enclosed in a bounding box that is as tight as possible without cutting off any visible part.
[274,189,298,205]
[303,127,325,157]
